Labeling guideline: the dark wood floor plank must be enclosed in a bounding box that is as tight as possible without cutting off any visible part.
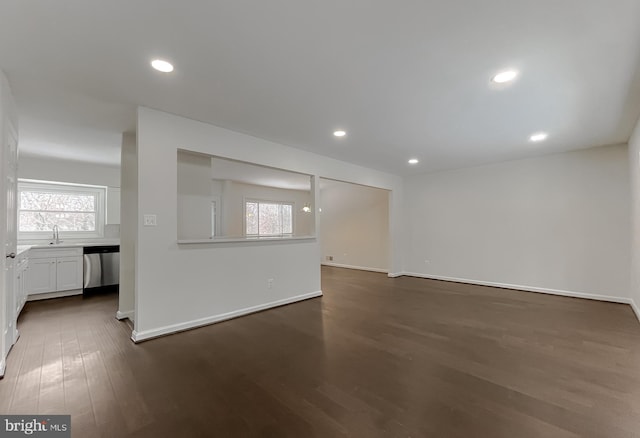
[37,329,64,414]
[0,330,28,413]
[74,325,127,432]
[94,327,155,434]
[9,331,44,413]
[60,327,96,432]
[1,267,639,438]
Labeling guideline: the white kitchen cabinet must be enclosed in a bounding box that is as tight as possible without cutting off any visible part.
[15,252,29,315]
[27,257,57,294]
[106,186,121,225]
[27,247,83,297]
[55,256,83,290]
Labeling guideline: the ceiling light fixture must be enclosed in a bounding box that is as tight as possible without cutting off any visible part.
[492,70,518,83]
[333,130,346,137]
[529,132,548,142]
[151,59,174,73]
[408,158,419,164]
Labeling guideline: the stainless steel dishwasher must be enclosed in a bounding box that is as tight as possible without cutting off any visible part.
[83,245,120,293]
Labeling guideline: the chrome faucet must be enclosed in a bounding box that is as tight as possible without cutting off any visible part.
[52,225,60,244]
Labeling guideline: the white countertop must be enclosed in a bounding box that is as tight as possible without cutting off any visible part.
[16,245,31,255]
[17,239,120,254]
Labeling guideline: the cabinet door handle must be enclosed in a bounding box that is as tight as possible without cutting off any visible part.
[6,252,16,259]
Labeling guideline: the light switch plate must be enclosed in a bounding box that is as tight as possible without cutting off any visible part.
[143,214,157,226]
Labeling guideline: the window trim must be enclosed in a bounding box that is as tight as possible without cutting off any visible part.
[244,198,295,237]
[18,179,106,240]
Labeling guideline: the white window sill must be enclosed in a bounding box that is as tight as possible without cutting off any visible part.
[177,235,316,244]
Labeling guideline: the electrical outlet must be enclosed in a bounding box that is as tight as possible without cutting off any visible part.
[326,255,333,261]
[143,214,157,226]
[267,278,274,289]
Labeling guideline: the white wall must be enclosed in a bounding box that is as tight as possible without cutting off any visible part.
[629,117,640,320]
[177,150,213,240]
[18,154,120,187]
[17,154,122,240]
[320,179,389,272]
[118,133,136,321]
[217,180,313,237]
[404,144,630,302]
[133,107,403,341]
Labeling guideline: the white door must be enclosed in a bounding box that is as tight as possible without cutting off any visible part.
[56,256,83,291]
[0,119,4,373]
[3,121,18,356]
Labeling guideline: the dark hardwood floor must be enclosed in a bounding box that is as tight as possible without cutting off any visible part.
[1,266,640,437]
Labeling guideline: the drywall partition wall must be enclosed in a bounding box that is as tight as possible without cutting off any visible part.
[629,117,640,321]
[118,133,136,321]
[177,150,213,240]
[18,154,120,187]
[319,179,390,272]
[134,107,403,341]
[404,144,630,302]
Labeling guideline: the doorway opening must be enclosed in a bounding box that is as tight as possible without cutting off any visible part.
[318,178,390,273]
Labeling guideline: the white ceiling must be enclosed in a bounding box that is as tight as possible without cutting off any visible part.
[1,0,640,174]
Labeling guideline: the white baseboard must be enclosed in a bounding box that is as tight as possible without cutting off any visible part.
[116,310,134,321]
[387,272,404,278]
[0,359,5,378]
[27,289,82,301]
[321,262,387,274]
[400,272,632,304]
[131,290,323,343]
[631,299,640,323]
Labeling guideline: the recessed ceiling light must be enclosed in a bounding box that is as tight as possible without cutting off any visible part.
[333,130,346,137]
[151,59,174,73]
[492,70,518,83]
[529,132,548,142]
[408,158,419,164]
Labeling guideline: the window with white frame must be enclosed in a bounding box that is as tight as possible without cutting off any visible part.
[245,200,293,237]
[18,180,106,239]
